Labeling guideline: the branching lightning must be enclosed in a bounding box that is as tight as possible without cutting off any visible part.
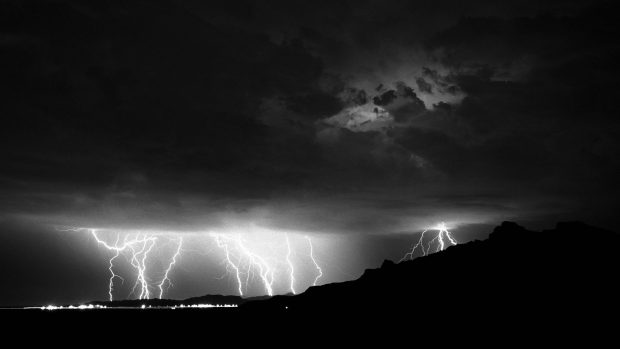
[211,232,325,297]
[400,222,457,262]
[88,229,184,301]
[59,226,326,301]
[128,234,157,299]
[285,233,296,294]
[399,229,428,261]
[214,234,244,296]
[211,233,275,296]
[305,236,323,286]
[157,237,183,299]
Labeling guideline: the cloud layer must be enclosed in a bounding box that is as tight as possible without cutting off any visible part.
[1,0,619,234]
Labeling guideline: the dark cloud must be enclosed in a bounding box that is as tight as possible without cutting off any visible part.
[387,82,428,122]
[339,87,369,106]
[416,78,433,94]
[1,0,619,235]
[285,92,343,120]
[0,1,326,190]
[373,90,398,106]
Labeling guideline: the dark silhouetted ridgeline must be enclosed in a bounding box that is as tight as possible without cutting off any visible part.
[241,221,620,324]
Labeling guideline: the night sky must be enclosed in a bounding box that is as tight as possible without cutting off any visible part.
[1,0,619,306]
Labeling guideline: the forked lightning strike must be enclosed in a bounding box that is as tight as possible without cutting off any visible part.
[212,233,325,296]
[158,237,183,299]
[211,233,275,296]
[128,234,157,299]
[285,234,296,294]
[214,234,244,296]
[59,227,325,300]
[400,222,457,262]
[305,236,323,286]
[89,229,183,301]
[105,235,123,301]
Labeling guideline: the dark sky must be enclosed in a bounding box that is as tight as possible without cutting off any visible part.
[1,0,619,305]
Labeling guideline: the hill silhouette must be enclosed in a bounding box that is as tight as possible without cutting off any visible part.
[240,221,620,323]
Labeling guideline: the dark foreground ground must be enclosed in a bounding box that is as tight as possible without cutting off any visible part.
[3,221,618,342]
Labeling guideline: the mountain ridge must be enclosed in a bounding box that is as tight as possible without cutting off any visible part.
[240,221,620,320]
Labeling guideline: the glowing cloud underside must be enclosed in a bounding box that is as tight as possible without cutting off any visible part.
[400,222,458,262]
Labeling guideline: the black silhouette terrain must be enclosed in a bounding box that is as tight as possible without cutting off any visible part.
[241,221,620,323]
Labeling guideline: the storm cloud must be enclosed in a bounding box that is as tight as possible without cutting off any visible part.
[1,0,619,236]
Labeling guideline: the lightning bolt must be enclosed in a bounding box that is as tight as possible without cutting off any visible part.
[212,232,327,296]
[89,229,184,301]
[234,235,275,296]
[91,229,150,301]
[305,236,323,286]
[128,234,157,300]
[399,229,428,262]
[285,234,296,294]
[211,233,275,296]
[214,234,244,296]
[106,234,124,301]
[63,227,327,300]
[400,222,457,262]
[158,237,183,299]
